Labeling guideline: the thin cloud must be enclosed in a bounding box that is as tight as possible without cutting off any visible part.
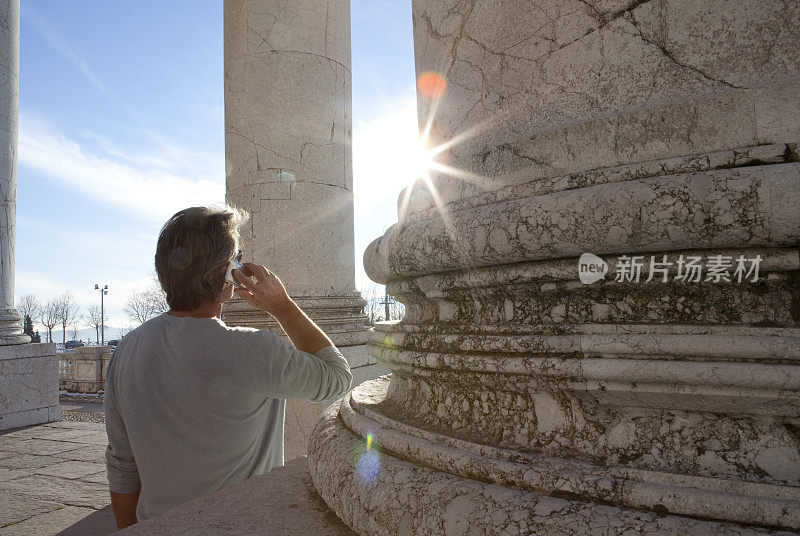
[23,6,110,97]
[19,116,224,223]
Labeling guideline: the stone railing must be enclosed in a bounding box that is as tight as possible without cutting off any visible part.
[57,354,75,379]
[58,346,112,394]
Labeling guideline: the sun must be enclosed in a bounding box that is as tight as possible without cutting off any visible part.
[410,140,438,183]
[352,100,436,203]
[351,73,488,225]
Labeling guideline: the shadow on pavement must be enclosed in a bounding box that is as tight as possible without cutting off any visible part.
[55,505,117,536]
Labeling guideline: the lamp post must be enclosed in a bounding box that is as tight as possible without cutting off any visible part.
[379,288,396,322]
[94,284,108,346]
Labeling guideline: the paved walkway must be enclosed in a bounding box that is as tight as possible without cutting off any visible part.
[0,420,117,535]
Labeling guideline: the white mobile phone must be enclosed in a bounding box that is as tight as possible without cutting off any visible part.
[225,251,244,287]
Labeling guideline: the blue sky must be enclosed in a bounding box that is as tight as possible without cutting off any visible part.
[17,0,417,334]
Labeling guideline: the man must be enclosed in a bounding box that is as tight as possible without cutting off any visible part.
[104,205,352,529]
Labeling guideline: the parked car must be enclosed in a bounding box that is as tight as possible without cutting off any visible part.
[107,339,120,348]
[64,340,84,349]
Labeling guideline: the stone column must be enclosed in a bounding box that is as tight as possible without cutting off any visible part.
[224,0,366,344]
[0,0,27,345]
[223,0,381,460]
[310,1,800,534]
[0,0,59,430]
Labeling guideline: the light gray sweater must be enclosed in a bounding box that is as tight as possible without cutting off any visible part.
[104,312,352,521]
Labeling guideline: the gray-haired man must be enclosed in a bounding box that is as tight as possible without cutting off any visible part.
[104,205,352,529]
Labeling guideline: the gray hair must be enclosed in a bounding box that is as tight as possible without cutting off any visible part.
[155,205,249,311]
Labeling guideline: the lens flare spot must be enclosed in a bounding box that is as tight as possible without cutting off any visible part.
[357,449,380,483]
[353,432,381,485]
[383,334,394,347]
[418,71,447,99]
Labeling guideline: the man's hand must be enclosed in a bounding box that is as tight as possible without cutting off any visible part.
[232,261,334,354]
[233,262,293,318]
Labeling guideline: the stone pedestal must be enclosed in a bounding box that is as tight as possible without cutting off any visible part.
[58,346,112,394]
[0,343,60,430]
[223,0,375,460]
[309,1,800,534]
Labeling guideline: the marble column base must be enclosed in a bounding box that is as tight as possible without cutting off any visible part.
[0,308,30,345]
[0,342,60,430]
[284,345,390,461]
[309,380,799,536]
[223,294,368,347]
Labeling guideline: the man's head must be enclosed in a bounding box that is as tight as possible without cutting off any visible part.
[155,205,249,311]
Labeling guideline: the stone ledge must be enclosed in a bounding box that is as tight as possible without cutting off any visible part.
[0,405,61,431]
[118,457,356,535]
[0,342,56,361]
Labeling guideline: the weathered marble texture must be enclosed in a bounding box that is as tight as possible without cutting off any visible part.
[0,0,26,345]
[0,343,61,430]
[224,0,358,299]
[223,0,367,344]
[223,0,372,460]
[309,0,800,534]
[310,400,798,536]
[414,0,800,199]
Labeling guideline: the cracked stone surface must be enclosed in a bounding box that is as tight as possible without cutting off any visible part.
[225,0,359,300]
[0,343,60,431]
[223,0,372,463]
[0,421,115,535]
[412,0,800,192]
[223,0,368,342]
[309,0,800,534]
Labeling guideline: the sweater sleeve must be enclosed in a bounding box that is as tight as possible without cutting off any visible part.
[104,356,141,494]
[250,331,353,402]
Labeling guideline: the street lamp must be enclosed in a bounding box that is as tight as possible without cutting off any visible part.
[94,284,108,346]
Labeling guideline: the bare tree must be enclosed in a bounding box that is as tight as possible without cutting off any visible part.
[125,284,168,325]
[55,291,80,344]
[40,299,60,343]
[85,304,108,344]
[363,282,382,325]
[361,283,405,323]
[145,285,168,316]
[16,294,41,324]
[124,291,150,325]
